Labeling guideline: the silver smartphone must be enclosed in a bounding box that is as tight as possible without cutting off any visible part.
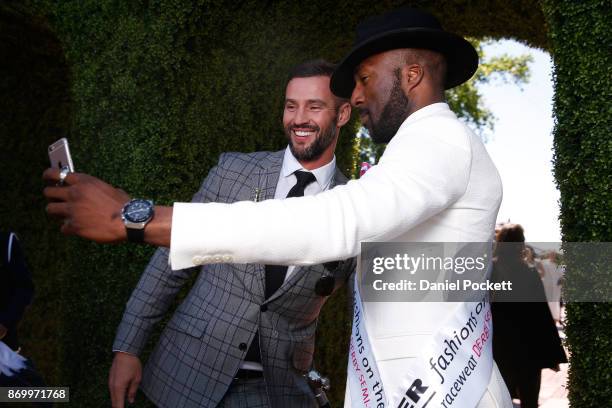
[48,138,75,172]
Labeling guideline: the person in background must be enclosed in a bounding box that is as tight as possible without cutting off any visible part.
[523,245,544,277]
[540,250,564,323]
[491,224,567,408]
[0,232,34,353]
[0,231,48,396]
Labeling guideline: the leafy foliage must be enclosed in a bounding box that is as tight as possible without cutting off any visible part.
[448,38,532,138]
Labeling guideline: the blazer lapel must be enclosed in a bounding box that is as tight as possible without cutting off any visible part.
[250,150,284,298]
[250,150,283,202]
[331,166,350,188]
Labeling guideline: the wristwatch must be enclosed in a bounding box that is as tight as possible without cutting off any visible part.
[121,199,154,243]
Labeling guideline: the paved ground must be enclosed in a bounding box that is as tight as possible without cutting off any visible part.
[511,362,569,407]
[537,362,569,408]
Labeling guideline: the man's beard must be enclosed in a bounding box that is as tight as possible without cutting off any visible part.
[368,70,410,144]
[285,117,337,161]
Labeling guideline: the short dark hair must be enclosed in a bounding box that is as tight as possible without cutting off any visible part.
[286,59,349,106]
[287,59,337,82]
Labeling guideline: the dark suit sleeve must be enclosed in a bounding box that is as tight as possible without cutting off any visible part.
[113,156,227,355]
[0,234,34,328]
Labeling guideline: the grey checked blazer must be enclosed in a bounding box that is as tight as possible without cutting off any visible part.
[113,150,355,408]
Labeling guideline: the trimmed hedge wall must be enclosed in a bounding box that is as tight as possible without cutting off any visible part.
[542,1,612,406]
[0,0,608,406]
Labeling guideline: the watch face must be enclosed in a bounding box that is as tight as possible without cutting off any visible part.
[124,200,152,223]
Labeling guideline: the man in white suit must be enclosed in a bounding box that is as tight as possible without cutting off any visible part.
[44,7,512,407]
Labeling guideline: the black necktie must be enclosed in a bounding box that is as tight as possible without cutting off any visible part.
[244,171,316,365]
[265,170,316,298]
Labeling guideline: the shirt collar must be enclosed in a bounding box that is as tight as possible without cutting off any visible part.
[281,146,336,189]
[398,102,451,132]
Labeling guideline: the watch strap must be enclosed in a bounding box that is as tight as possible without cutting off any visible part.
[126,227,145,243]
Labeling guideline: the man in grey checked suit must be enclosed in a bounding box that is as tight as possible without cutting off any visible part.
[109,60,354,408]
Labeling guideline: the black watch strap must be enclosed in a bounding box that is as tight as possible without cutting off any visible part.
[126,228,145,243]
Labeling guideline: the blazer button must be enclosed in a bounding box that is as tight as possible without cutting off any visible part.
[239,342,247,351]
[260,304,268,312]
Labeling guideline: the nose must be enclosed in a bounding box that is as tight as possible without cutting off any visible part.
[351,81,364,107]
[293,105,309,125]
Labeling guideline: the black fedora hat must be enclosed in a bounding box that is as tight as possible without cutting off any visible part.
[330,8,478,98]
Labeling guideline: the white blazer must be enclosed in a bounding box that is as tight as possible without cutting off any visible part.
[170,103,511,407]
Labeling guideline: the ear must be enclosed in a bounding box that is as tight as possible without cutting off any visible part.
[336,101,352,127]
[401,63,424,94]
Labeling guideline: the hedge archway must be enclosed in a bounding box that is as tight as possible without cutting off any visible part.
[0,1,609,406]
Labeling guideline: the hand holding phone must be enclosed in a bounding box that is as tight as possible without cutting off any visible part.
[48,138,75,173]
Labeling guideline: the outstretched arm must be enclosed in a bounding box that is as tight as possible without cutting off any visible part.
[43,169,173,247]
[168,124,471,269]
[44,119,472,270]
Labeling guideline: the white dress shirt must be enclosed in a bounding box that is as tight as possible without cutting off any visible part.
[275,147,336,281]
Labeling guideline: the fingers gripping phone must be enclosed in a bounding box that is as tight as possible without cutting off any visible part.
[48,138,75,172]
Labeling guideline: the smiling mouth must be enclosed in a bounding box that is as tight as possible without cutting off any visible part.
[292,129,317,138]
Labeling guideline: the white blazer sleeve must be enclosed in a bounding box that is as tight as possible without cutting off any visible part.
[170,118,472,270]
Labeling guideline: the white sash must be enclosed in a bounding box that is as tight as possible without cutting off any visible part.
[348,274,389,407]
[347,275,494,408]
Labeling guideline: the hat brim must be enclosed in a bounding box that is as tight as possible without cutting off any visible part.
[330,28,479,98]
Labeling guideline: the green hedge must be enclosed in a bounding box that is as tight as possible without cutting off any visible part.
[542,1,612,406]
[1,0,609,406]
